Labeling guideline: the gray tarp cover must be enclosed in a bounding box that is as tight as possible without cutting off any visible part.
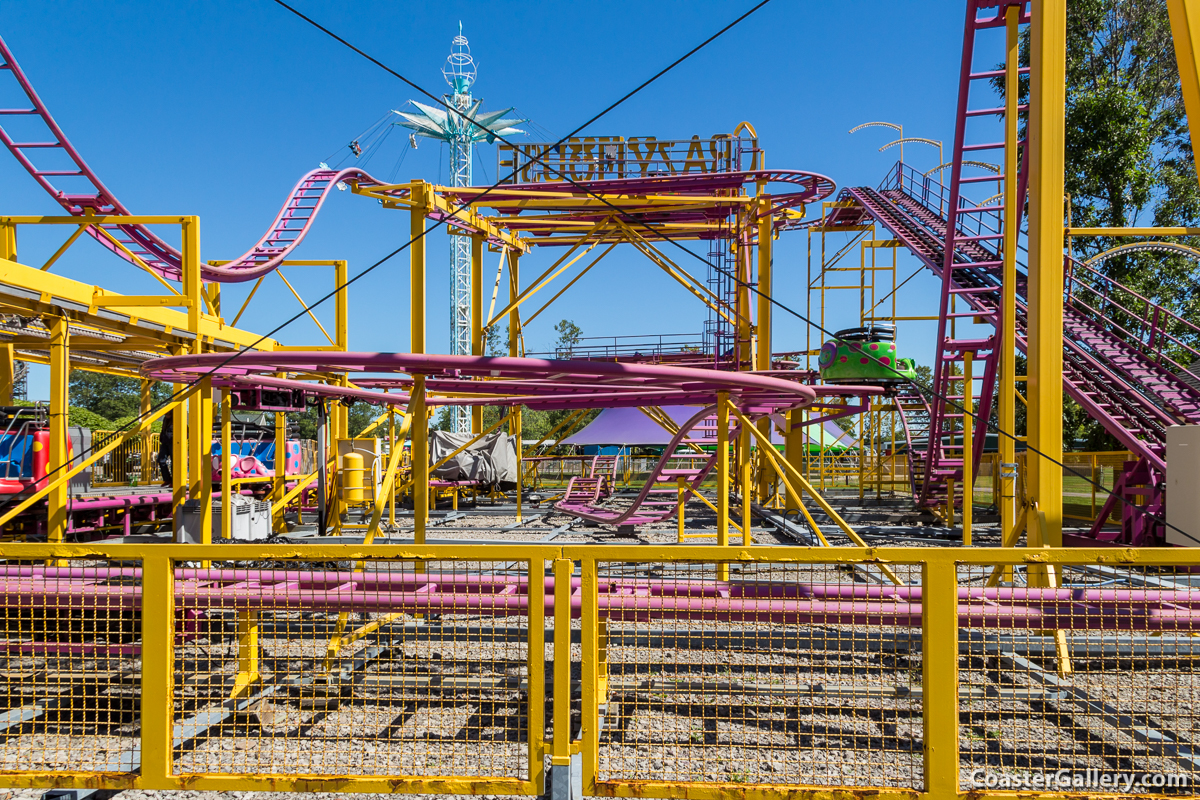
[429,430,519,486]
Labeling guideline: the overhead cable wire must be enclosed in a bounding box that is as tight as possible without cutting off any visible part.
[275,1,1186,543]
[0,0,772,518]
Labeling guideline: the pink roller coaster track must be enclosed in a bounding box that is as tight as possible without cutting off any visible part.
[2,564,1198,657]
[0,34,389,283]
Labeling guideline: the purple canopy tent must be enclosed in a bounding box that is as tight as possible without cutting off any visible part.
[562,406,856,449]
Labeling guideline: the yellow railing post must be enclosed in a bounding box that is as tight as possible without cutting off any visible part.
[527,556,546,791]
[551,558,573,774]
[922,556,959,798]
[139,554,175,789]
[579,555,600,795]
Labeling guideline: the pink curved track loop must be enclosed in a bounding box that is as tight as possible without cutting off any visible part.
[0,35,389,283]
[141,353,819,411]
[556,404,726,526]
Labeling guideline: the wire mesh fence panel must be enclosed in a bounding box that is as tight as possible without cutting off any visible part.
[0,559,142,775]
[171,557,541,781]
[957,561,1200,796]
[590,558,924,790]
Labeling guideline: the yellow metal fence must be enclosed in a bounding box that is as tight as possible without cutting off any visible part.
[0,542,1198,799]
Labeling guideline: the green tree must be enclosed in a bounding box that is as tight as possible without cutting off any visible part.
[553,319,583,357]
[994,0,1200,447]
[69,371,172,423]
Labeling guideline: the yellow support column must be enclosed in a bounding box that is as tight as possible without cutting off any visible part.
[171,388,188,533]
[1167,0,1200,182]
[200,376,213,539]
[273,408,287,533]
[471,234,484,435]
[412,375,428,544]
[0,344,13,406]
[1000,3,1021,545]
[0,219,15,262]
[187,378,212,543]
[334,260,349,351]
[962,352,974,546]
[1028,0,1066,549]
[739,412,752,545]
[140,379,153,484]
[410,182,427,355]
[47,317,69,544]
[221,390,232,538]
[388,398,397,528]
[508,247,523,520]
[755,197,774,501]
[783,409,805,511]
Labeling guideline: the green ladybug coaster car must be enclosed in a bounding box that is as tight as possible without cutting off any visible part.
[818,324,917,384]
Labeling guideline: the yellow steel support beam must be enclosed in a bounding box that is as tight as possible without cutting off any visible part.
[509,247,523,521]
[739,411,752,545]
[471,234,484,435]
[783,409,804,511]
[755,198,774,502]
[0,390,187,528]
[0,259,277,353]
[411,182,427,355]
[1000,2,1021,550]
[522,241,619,328]
[486,223,610,329]
[963,351,974,547]
[1027,0,1067,547]
[273,405,287,534]
[0,343,12,406]
[363,411,413,543]
[39,223,90,272]
[1168,0,1200,183]
[411,375,428,544]
[221,389,232,538]
[47,317,69,544]
[0,219,15,261]
[1067,226,1200,236]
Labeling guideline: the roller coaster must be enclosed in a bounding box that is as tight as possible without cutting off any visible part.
[5,4,1200,797]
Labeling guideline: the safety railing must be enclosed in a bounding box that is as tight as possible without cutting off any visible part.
[3,541,1200,799]
[90,430,161,486]
[886,161,1200,384]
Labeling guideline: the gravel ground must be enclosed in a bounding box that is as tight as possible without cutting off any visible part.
[1,496,1195,797]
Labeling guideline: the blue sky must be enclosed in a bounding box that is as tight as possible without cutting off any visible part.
[1,1,1000,400]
